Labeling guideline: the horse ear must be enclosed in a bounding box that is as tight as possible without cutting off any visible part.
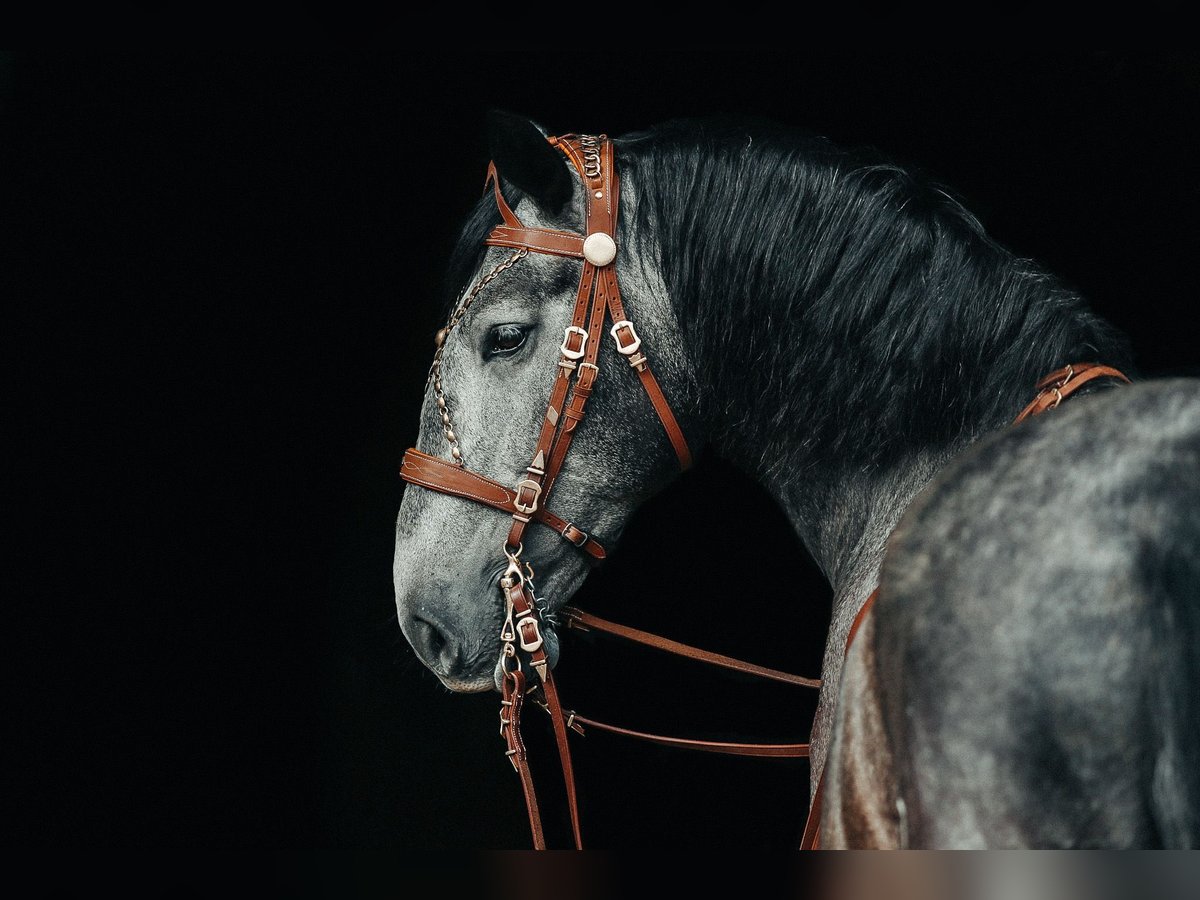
[486,110,573,215]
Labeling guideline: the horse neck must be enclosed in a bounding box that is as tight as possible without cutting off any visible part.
[647,151,1131,603]
[698,296,1119,603]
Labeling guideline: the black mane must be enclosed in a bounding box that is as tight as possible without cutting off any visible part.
[442,118,1132,481]
[617,119,1132,479]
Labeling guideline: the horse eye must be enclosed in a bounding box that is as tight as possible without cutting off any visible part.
[487,324,528,357]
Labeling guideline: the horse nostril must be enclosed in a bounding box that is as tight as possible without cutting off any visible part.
[409,614,460,675]
[424,620,446,656]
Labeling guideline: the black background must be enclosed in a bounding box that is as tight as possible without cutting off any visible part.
[7,53,1198,847]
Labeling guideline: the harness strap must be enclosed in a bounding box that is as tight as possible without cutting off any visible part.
[563,606,821,689]
[400,449,606,559]
[565,712,810,758]
[532,262,610,515]
[486,224,585,259]
[1013,362,1131,424]
[800,361,1131,849]
[500,668,545,847]
[540,666,583,846]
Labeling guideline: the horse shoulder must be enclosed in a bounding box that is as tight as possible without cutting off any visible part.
[829,378,1200,848]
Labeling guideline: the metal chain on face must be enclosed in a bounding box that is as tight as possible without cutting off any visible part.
[579,134,602,179]
[428,248,528,465]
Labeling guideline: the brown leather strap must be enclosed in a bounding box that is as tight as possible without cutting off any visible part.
[799,587,881,850]
[534,253,609,505]
[563,607,820,689]
[1013,362,1131,425]
[503,139,616,553]
[485,225,585,259]
[486,162,522,229]
[505,578,583,848]
[844,588,879,651]
[501,668,546,849]
[604,265,693,469]
[400,449,607,560]
[540,672,583,847]
[798,759,824,849]
[567,711,810,757]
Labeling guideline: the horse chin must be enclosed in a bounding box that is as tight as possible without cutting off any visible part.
[437,673,495,693]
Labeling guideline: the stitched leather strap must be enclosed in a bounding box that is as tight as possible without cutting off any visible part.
[563,607,820,689]
[486,225,585,259]
[500,668,545,848]
[400,449,606,560]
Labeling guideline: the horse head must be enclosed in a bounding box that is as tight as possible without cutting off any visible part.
[393,113,695,691]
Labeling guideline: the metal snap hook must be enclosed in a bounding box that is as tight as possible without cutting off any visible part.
[501,542,524,588]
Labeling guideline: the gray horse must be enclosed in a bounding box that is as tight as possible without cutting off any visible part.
[393,112,1200,847]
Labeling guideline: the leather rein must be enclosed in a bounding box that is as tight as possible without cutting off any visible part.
[400,132,1132,849]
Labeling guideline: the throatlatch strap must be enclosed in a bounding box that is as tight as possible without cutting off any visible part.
[601,265,693,469]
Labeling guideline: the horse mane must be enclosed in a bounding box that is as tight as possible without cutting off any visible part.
[616,118,1133,479]
[441,117,1133,479]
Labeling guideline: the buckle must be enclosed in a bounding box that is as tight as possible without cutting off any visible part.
[610,320,641,355]
[560,326,588,360]
[576,361,599,388]
[516,615,543,653]
[562,523,589,547]
[513,478,542,515]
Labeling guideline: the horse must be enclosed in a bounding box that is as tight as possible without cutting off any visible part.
[392,111,1200,847]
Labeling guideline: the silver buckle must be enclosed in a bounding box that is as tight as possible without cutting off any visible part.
[516,615,543,653]
[513,478,542,515]
[610,319,641,355]
[562,523,588,547]
[560,325,588,360]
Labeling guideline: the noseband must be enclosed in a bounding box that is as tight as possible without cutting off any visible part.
[401,134,819,848]
[401,133,1132,849]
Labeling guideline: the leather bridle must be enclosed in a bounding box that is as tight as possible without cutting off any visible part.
[400,132,1132,849]
[401,134,820,848]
